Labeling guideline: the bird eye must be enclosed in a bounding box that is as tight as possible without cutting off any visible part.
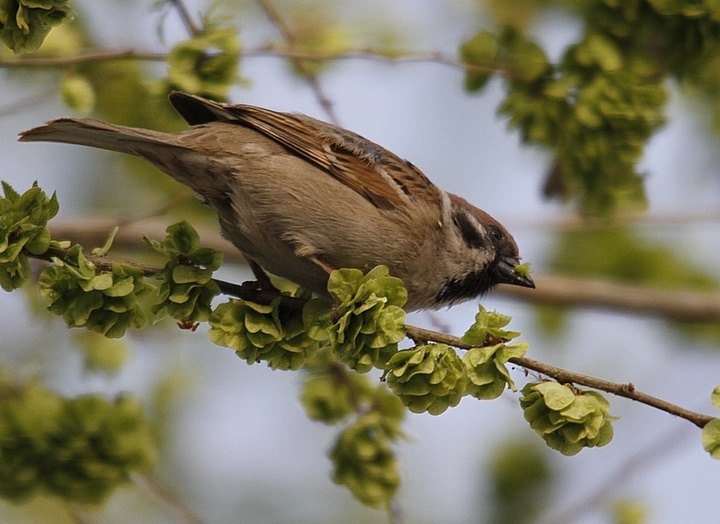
[490,227,503,242]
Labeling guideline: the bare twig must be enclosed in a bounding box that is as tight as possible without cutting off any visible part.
[545,425,690,524]
[506,210,720,231]
[0,87,59,118]
[0,45,504,76]
[498,274,720,322]
[0,50,167,67]
[404,325,714,429]
[133,471,204,524]
[168,0,202,36]
[242,45,507,76]
[256,0,340,124]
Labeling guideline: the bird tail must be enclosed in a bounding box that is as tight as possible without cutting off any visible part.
[18,118,180,157]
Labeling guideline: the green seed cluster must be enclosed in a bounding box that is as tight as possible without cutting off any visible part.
[702,386,720,459]
[304,266,407,372]
[463,342,528,400]
[520,382,614,456]
[39,246,151,338]
[461,24,666,213]
[385,344,466,415]
[384,306,531,415]
[147,221,222,323]
[0,182,58,291]
[0,378,156,504]
[330,411,401,509]
[209,289,318,371]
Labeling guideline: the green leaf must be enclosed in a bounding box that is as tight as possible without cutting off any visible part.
[535,382,576,411]
[92,226,118,257]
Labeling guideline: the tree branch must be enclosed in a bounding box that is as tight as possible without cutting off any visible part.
[404,325,714,429]
[0,45,504,75]
[46,218,720,322]
[499,274,720,322]
[132,471,204,524]
[167,0,202,37]
[0,50,167,67]
[29,242,716,429]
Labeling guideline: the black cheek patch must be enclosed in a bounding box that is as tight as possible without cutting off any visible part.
[452,209,485,250]
[434,268,496,306]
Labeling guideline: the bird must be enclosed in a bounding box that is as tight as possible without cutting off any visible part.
[19,92,534,311]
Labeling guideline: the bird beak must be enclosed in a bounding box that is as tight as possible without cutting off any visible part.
[496,256,535,289]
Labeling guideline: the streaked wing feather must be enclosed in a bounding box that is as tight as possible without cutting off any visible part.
[174,94,442,213]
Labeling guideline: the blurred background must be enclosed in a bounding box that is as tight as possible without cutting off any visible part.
[1,0,720,522]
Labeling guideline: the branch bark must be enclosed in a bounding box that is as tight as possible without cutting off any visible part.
[28,243,716,430]
[48,218,720,322]
[404,325,714,429]
[0,45,504,76]
[499,274,720,322]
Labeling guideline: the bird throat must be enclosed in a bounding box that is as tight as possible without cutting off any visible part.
[434,266,498,307]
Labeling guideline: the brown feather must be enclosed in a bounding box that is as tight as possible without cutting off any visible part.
[169,92,442,213]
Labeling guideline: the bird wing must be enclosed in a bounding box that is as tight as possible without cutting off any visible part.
[169,92,443,213]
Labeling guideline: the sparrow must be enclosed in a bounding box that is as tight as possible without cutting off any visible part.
[19,92,534,310]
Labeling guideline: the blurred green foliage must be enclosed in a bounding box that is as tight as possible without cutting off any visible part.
[0,374,156,504]
[330,406,402,509]
[486,438,551,524]
[462,0,720,213]
[165,28,240,100]
[540,227,720,343]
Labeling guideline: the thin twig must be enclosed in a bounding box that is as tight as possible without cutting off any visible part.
[0,87,59,118]
[168,0,202,36]
[545,424,690,524]
[115,194,195,226]
[0,50,167,67]
[133,471,204,524]
[37,246,309,311]
[0,45,506,77]
[242,45,507,75]
[256,0,340,124]
[404,325,714,429]
[506,210,720,231]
